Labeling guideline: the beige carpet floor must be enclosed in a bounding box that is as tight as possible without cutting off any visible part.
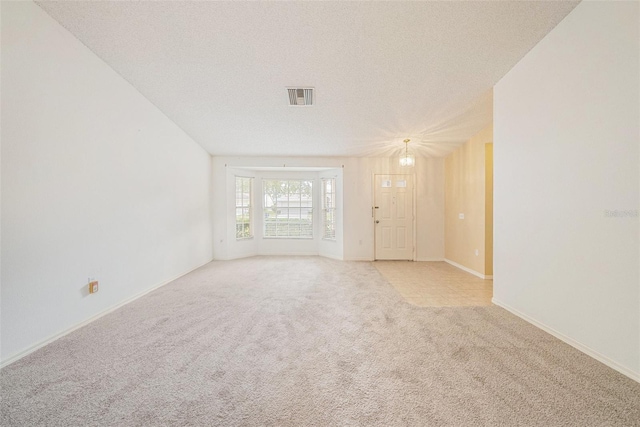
[1,256,640,426]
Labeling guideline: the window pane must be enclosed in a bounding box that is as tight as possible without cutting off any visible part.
[321,178,336,240]
[263,179,313,239]
[235,177,253,239]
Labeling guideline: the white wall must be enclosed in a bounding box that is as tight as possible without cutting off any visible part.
[494,1,639,380]
[212,156,445,262]
[341,156,445,261]
[1,2,213,363]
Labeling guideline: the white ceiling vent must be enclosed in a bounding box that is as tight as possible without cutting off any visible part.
[287,87,313,106]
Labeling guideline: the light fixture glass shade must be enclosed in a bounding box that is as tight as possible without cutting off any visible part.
[399,138,415,167]
[399,153,415,167]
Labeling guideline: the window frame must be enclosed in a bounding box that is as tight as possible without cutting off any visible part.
[321,177,336,240]
[235,176,253,240]
[262,179,314,239]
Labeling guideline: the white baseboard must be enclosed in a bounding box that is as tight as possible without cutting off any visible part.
[492,298,640,384]
[444,258,491,279]
[416,257,445,262]
[257,251,320,257]
[218,253,344,261]
[318,253,344,261]
[0,259,213,369]
[214,252,257,261]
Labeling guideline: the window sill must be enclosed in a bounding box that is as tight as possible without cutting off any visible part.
[262,237,314,240]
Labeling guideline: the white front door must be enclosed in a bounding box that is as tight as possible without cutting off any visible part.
[374,174,414,260]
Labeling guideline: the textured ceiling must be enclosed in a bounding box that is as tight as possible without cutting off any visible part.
[36,0,579,158]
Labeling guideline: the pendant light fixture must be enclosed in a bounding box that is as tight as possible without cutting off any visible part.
[399,138,415,167]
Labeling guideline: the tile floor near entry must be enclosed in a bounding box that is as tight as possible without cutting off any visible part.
[374,261,493,307]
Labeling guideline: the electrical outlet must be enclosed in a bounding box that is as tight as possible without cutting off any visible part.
[88,280,99,294]
[459,213,464,219]
[475,249,479,256]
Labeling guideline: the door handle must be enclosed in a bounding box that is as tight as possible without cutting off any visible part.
[375,220,380,224]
